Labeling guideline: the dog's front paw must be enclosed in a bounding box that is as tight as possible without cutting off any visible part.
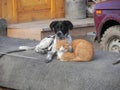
[68,46,73,52]
[45,52,54,63]
[45,59,52,63]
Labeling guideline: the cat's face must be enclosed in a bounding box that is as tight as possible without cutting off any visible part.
[56,40,69,52]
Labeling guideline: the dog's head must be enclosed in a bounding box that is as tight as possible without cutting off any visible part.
[50,20,73,39]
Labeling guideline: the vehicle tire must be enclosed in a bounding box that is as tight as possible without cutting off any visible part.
[100,25,120,53]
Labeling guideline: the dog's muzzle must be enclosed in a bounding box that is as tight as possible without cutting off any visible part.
[56,31,64,39]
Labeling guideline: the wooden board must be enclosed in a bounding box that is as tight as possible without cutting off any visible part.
[17,0,51,22]
[0,0,2,17]
[54,0,65,18]
[0,0,65,23]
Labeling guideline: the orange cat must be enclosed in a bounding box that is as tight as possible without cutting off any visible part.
[56,39,94,62]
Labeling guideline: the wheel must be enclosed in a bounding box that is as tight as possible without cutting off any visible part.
[100,25,120,53]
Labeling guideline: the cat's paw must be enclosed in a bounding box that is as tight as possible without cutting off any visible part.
[60,59,68,62]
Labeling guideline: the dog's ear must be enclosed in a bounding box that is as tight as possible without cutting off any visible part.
[50,21,58,31]
[64,20,73,30]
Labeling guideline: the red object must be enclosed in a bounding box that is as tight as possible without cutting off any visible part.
[94,0,120,41]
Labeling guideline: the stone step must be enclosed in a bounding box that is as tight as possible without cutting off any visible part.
[7,18,95,41]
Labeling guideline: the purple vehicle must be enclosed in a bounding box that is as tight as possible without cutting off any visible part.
[94,0,120,53]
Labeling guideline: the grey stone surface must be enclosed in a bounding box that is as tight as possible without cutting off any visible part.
[0,36,120,90]
[65,0,86,19]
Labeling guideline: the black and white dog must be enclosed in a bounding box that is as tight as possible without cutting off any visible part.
[35,20,74,63]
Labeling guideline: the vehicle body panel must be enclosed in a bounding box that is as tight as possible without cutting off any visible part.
[94,0,120,41]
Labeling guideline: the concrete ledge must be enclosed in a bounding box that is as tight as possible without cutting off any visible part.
[8,18,95,40]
